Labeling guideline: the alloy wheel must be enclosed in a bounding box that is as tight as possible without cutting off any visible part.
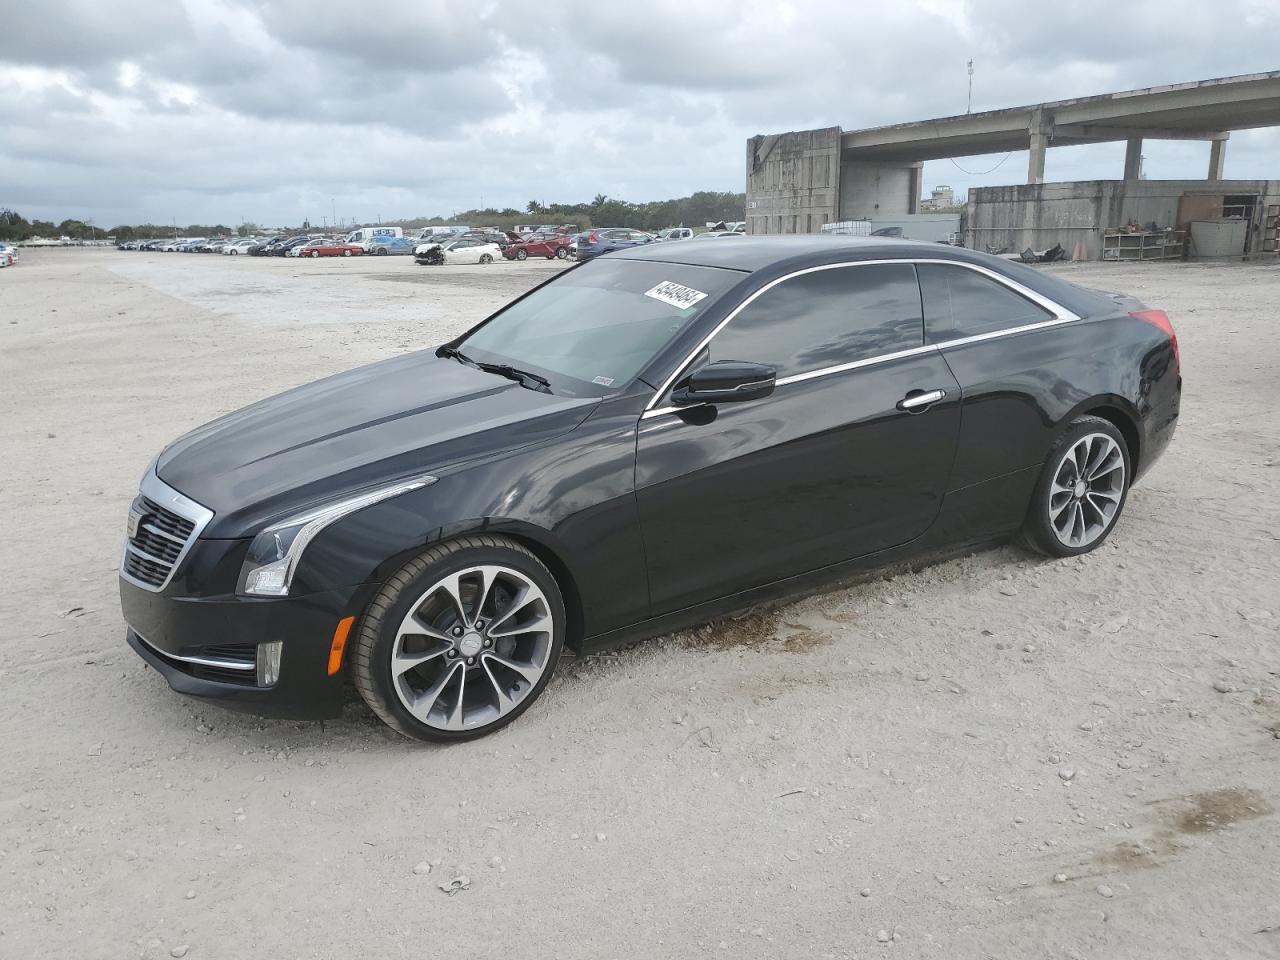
[1047,432,1125,548]
[389,564,555,731]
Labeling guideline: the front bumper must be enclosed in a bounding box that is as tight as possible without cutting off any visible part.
[121,575,377,720]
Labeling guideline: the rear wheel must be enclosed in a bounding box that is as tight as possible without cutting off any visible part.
[555,247,568,259]
[351,536,565,742]
[1021,415,1130,557]
[343,249,352,257]
[479,253,493,264]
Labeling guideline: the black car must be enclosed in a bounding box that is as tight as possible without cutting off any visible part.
[263,235,316,256]
[119,236,1180,742]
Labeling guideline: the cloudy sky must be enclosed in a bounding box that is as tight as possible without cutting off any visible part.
[2,0,1278,228]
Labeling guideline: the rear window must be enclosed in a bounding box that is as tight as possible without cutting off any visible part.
[918,264,1054,342]
[460,259,741,396]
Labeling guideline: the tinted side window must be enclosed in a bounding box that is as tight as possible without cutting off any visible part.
[918,264,1054,342]
[709,263,923,377]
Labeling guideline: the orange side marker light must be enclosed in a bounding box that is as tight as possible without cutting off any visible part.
[328,616,356,676]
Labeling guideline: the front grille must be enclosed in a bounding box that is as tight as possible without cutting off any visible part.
[123,496,196,587]
[190,662,258,686]
[120,473,213,591]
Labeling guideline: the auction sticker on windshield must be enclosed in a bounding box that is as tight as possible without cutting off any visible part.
[645,280,708,311]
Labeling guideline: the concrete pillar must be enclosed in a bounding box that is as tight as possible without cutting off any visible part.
[1027,109,1051,185]
[1207,138,1227,180]
[1027,133,1047,184]
[1123,138,1143,180]
[907,163,923,214]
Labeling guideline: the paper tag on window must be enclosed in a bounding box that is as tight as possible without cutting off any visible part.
[592,376,615,386]
[644,281,708,311]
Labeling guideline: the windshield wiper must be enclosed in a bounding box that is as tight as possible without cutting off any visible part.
[476,362,553,394]
[441,345,552,393]
[439,345,478,368]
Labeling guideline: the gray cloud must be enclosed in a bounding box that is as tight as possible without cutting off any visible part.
[0,0,194,70]
[1,0,1277,227]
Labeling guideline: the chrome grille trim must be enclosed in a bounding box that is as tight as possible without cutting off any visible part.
[119,469,214,592]
[132,630,256,671]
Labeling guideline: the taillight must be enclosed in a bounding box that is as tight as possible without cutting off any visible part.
[586,231,597,243]
[1131,309,1179,369]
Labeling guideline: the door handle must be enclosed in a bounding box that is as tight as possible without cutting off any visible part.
[898,388,947,412]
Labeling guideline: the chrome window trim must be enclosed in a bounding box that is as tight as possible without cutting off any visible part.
[775,342,939,387]
[119,469,215,593]
[640,257,1079,419]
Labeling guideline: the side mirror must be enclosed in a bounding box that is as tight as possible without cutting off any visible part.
[671,361,776,405]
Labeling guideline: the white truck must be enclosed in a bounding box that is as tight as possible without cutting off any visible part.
[344,226,404,248]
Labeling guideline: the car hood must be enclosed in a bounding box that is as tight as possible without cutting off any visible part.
[157,350,598,537]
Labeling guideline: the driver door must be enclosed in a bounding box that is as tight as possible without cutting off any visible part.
[634,262,962,614]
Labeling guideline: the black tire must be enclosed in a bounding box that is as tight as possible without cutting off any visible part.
[376,248,387,256]
[1020,415,1131,558]
[515,248,528,260]
[555,247,568,259]
[343,249,352,257]
[351,535,566,743]
[479,253,493,264]
[310,250,320,258]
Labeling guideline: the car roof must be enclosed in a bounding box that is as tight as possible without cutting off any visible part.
[606,234,964,272]
[606,234,1117,317]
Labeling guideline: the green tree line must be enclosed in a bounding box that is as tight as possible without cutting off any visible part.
[0,209,238,242]
[405,190,745,233]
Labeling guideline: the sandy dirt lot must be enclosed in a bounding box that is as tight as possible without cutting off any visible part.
[1,248,1277,959]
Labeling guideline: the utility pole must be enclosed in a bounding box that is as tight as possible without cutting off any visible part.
[967,60,974,114]
[331,198,336,229]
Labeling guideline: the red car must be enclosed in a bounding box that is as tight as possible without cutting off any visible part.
[503,235,571,261]
[299,238,365,258]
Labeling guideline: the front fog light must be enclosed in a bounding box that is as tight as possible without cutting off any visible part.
[257,641,283,686]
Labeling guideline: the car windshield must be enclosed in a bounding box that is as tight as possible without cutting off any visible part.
[457,258,742,397]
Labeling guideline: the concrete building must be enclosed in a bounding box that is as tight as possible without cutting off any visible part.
[745,72,1280,258]
[920,185,956,210]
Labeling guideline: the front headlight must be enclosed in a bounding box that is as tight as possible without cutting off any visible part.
[239,475,436,597]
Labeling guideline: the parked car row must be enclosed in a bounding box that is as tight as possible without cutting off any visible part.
[113,222,747,270]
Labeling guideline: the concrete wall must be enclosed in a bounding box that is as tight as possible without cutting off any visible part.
[839,161,915,219]
[968,179,1280,259]
[745,128,841,235]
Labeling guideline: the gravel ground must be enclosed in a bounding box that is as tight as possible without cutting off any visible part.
[1,249,1277,959]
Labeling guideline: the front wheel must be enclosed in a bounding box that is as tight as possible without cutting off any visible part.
[555,247,568,259]
[310,250,320,258]
[479,253,493,264]
[351,536,565,742]
[343,249,352,257]
[515,249,528,261]
[1021,415,1130,557]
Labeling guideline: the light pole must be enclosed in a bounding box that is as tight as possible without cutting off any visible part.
[967,60,974,114]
